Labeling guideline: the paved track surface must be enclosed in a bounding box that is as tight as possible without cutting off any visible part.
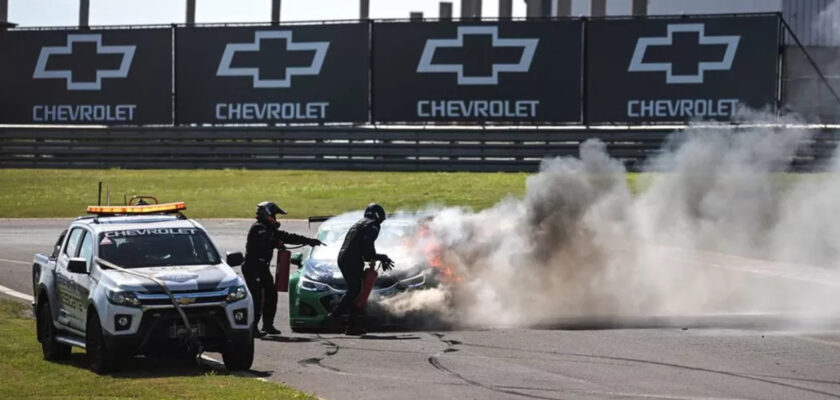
[2,219,840,400]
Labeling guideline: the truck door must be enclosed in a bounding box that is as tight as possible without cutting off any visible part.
[56,228,84,328]
[72,231,96,330]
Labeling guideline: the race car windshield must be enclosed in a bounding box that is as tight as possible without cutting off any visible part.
[310,221,417,261]
[98,228,221,268]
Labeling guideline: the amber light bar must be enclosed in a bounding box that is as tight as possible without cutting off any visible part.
[87,202,186,215]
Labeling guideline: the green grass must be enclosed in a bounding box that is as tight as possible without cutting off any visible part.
[0,169,534,218]
[0,299,315,400]
[0,169,654,218]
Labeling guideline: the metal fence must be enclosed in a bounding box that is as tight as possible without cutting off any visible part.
[2,126,838,172]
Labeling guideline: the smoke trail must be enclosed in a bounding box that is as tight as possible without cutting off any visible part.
[377,5,840,328]
[379,117,840,328]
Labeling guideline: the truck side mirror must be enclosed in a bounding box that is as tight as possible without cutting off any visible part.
[67,257,88,274]
[291,252,303,267]
[226,251,244,267]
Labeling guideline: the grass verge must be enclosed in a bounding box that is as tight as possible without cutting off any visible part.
[1,169,534,218]
[1,169,653,218]
[0,299,315,400]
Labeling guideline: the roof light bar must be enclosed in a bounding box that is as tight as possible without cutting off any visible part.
[87,202,186,215]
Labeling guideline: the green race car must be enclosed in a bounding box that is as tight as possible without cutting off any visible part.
[288,212,433,332]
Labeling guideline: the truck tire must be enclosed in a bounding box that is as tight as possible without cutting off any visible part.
[37,301,71,361]
[86,311,119,374]
[222,333,254,371]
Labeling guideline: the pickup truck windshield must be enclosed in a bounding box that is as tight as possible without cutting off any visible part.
[98,228,221,268]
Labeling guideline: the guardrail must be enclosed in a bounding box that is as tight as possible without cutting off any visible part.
[1,127,838,172]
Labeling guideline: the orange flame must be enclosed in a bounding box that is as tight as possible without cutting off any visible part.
[418,231,463,284]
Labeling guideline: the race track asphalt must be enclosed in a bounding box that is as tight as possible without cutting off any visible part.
[1,219,839,400]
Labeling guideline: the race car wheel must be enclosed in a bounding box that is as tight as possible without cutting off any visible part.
[222,333,254,371]
[37,301,71,361]
[86,311,119,374]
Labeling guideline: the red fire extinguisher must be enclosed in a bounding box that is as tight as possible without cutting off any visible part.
[275,243,291,292]
[353,263,379,309]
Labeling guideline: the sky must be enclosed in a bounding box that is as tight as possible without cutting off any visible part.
[7,0,529,26]
[6,0,785,27]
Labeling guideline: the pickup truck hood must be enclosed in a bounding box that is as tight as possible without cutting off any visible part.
[100,264,240,293]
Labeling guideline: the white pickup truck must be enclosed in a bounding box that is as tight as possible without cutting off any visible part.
[31,202,254,373]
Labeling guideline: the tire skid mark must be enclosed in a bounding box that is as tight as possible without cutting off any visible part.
[339,345,425,355]
[295,334,344,374]
[746,373,840,386]
[451,353,597,387]
[294,333,459,385]
[297,357,344,373]
[318,335,340,356]
[459,341,840,399]
[427,332,565,400]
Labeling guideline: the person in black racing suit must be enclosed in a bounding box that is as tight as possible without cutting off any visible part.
[327,203,394,335]
[244,201,323,337]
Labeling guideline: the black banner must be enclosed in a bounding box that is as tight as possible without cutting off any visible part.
[372,21,582,123]
[176,23,369,124]
[0,29,172,125]
[586,15,780,124]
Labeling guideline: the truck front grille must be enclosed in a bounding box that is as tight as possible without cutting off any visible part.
[135,288,229,306]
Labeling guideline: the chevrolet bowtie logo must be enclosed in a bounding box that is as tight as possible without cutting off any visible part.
[33,34,136,91]
[177,297,196,305]
[416,26,538,86]
[628,23,740,84]
[216,30,329,89]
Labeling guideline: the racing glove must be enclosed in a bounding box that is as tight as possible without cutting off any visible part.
[376,254,395,271]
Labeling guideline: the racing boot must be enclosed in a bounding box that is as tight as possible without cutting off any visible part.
[262,325,282,335]
[344,315,366,336]
[253,326,267,338]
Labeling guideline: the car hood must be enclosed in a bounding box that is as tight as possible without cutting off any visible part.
[99,264,241,293]
[302,258,428,290]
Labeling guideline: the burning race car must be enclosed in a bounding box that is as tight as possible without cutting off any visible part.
[288,212,444,331]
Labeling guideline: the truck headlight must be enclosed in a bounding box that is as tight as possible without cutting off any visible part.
[106,290,141,307]
[226,285,248,302]
[300,276,329,292]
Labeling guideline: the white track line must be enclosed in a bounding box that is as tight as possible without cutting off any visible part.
[0,283,33,302]
[0,257,30,265]
[793,335,840,349]
[0,258,34,302]
[199,354,269,381]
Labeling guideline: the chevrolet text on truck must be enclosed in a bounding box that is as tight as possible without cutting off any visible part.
[32,200,254,373]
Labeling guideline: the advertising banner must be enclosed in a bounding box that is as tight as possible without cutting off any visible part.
[586,15,780,123]
[372,20,583,123]
[176,23,369,124]
[0,28,173,125]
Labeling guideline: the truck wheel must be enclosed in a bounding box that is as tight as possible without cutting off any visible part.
[86,311,119,374]
[37,301,71,361]
[222,333,254,371]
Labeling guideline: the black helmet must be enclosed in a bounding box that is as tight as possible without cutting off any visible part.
[256,201,286,226]
[364,203,386,223]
